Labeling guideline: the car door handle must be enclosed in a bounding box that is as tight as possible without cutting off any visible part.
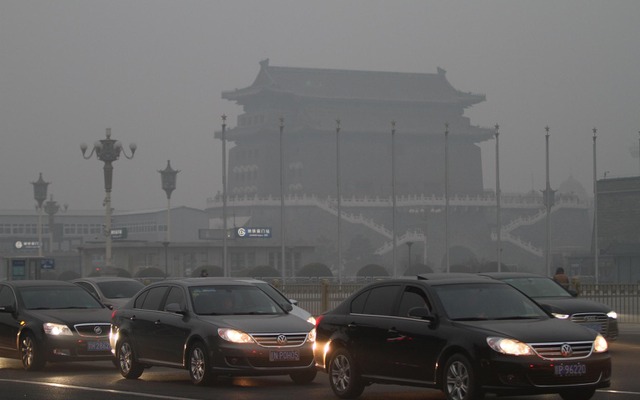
[129,315,136,321]
[347,323,358,329]
[154,320,162,325]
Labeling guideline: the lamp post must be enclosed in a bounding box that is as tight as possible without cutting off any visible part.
[406,241,413,269]
[391,121,397,278]
[336,118,343,283]
[279,117,286,281]
[221,115,229,277]
[543,126,555,277]
[43,195,60,253]
[444,123,450,273]
[31,173,49,257]
[81,128,136,268]
[593,128,599,283]
[495,124,502,272]
[159,160,179,277]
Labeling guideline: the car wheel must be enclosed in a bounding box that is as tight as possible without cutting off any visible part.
[328,348,365,399]
[443,354,483,400]
[116,337,144,379]
[188,341,215,386]
[290,368,317,384]
[20,332,45,371]
[560,388,596,400]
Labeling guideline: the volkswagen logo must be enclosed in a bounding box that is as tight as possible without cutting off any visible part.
[560,343,573,357]
[94,326,103,335]
[276,334,288,345]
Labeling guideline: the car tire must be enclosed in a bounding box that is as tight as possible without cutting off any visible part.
[20,332,45,371]
[116,337,144,379]
[560,388,596,400]
[443,354,483,400]
[188,341,215,386]
[328,348,365,399]
[290,368,317,384]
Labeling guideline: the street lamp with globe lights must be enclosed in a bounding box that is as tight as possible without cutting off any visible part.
[159,160,179,277]
[43,194,60,253]
[31,173,49,257]
[80,128,136,269]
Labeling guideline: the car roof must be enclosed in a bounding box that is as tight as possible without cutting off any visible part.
[365,276,505,288]
[72,277,142,283]
[479,272,547,279]
[146,277,259,287]
[417,272,493,281]
[2,280,77,288]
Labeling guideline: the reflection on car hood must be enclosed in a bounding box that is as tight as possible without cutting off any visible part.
[200,313,313,333]
[28,308,113,325]
[533,297,612,314]
[455,317,599,343]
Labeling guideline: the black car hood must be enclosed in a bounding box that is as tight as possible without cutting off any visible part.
[532,297,612,315]
[456,317,598,343]
[27,308,112,325]
[200,313,313,333]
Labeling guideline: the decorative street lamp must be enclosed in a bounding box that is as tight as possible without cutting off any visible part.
[543,126,555,277]
[279,117,286,281]
[221,115,228,277]
[31,173,49,257]
[81,128,136,268]
[43,194,60,253]
[391,120,397,278]
[444,123,450,273]
[159,160,179,277]
[495,124,502,272]
[336,118,342,283]
[593,128,599,283]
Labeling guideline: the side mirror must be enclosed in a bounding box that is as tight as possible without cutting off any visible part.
[165,303,187,315]
[0,304,16,314]
[408,307,435,322]
[282,303,294,312]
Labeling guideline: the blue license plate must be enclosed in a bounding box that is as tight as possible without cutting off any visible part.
[87,341,111,351]
[554,363,587,377]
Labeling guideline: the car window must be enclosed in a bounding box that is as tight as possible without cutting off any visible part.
[397,285,431,317]
[17,286,104,310]
[138,286,168,311]
[504,277,572,298]
[435,283,547,321]
[356,285,400,316]
[97,280,144,299]
[163,286,186,310]
[0,285,15,307]
[190,285,282,315]
[76,282,100,298]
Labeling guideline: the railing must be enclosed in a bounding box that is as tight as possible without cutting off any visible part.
[273,280,640,324]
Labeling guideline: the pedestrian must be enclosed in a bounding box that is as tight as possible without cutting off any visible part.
[553,267,570,289]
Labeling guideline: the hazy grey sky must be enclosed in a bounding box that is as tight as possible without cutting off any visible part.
[2,1,639,212]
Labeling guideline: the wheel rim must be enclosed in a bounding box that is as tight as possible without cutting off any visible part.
[330,354,351,393]
[190,347,205,383]
[119,342,133,374]
[446,360,469,400]
[20,336,34,368]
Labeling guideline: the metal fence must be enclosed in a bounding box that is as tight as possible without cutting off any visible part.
[274,281,640,324]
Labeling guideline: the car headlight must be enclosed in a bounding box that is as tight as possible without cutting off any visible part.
[307,328,316,343]
[43,323,73,336]
[307,316,317,325]
[551,312,570,319]
[487,337,533,356]
[218,328,254,344]
[594,334,608,353]
[607,311,617,319]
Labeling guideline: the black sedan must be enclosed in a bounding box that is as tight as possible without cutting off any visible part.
[0,280,113,370]
[314,276,610,400]
[72,277,144,309]
[480,272,618,340]
[110,278,317,386]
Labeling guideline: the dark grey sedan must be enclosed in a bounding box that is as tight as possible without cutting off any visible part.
[110,278,317,385]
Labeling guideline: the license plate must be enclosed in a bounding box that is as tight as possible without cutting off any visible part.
[87,341,111,351]
[554,363,587,377]
[269,350,300,361]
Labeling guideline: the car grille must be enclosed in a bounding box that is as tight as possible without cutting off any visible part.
[571,313,616,338]
[529,341,593,360]
[250,332,309,347]
[74,323,110,338]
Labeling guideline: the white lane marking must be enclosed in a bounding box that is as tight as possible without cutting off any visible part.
[599,389,640,396]
[0,379,197,400]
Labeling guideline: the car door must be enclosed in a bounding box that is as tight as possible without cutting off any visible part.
[384,284,446,383]
[347,284,401,377]
[0,285,20,353]
[128,285,169,362]
[150,286,191,365]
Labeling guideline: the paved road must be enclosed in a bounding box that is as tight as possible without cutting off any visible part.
[0,325,638,400]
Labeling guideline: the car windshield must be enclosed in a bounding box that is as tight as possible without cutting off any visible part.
[190,285,284,316]
[97,280,144,299]
[19,286,105,310]
[434,283,548,321]
[502,277,572,298]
